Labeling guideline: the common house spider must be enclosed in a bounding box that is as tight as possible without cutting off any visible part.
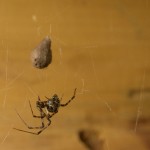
[13,88,77,135]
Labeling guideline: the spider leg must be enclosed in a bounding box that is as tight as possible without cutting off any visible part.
[13,128,43,135]
[14,115,52,135]
[14,109,45,129]
[60,88,77,107]
[50,111,58,118]
[45,96,49,100]
[35,116,51,135]
[60,93,64,101]
[38,96,41,101]
[29,100,45,118]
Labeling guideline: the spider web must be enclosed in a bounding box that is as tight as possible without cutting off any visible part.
[0,1,150,150]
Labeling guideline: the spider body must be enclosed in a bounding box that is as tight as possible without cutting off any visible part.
[14,88,76,135]
[36,95,60,113]
[46,94,60,113]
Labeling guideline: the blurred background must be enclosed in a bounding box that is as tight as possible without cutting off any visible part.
[0,0,150,149]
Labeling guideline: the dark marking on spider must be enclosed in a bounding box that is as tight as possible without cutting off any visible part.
[13,88,77,135]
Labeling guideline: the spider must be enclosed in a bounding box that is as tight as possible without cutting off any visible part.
[13,88,77,135]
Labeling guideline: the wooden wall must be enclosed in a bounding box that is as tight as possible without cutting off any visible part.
[0,0,150,149]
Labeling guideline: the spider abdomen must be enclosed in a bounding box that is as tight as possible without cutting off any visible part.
[46,99,60,113]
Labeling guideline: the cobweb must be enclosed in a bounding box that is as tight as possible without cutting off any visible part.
[0,2,149,150]
[0,26,114,146]
[0,33,148,149]
[0,25,72,145]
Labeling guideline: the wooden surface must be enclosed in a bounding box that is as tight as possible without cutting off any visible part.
[0,0,150,149]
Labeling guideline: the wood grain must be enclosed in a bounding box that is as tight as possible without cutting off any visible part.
[0,0,150,149]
